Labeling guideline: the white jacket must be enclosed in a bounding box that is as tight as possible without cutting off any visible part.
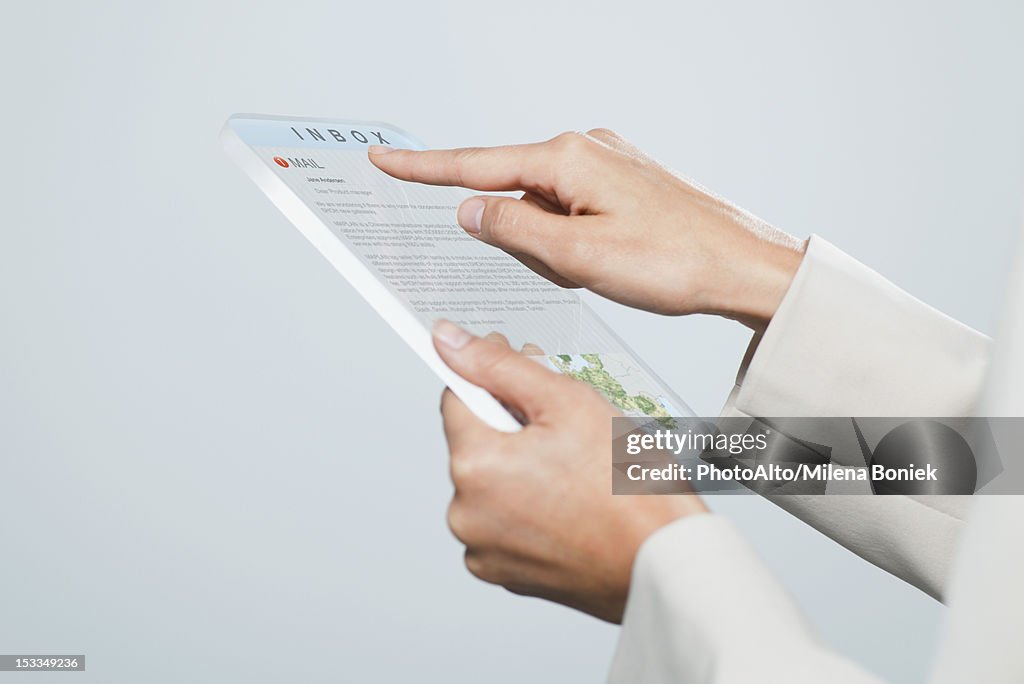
[608,235,1024,683]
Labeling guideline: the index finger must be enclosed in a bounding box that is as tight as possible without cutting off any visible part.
[368,143,547,191]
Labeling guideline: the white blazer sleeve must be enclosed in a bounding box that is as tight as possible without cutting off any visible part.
[724,235,989,600]
[610,236,990,682]
[609,514,881,684]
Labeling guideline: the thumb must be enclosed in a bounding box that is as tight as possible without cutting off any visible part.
[457,196,581,267]
[432,319,571,422]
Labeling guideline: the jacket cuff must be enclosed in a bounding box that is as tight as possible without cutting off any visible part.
[728,235,988,418]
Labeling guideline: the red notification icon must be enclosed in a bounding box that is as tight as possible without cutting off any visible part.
[273,157,289,168]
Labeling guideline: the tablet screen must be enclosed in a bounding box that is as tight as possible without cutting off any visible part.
[223,115,691,429]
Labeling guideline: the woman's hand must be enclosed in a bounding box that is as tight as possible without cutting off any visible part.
[370,129,805,329]
[431,320,706,623]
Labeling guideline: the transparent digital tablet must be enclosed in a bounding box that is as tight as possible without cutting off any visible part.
[221,114,693,431]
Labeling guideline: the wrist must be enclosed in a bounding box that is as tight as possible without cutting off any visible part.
[714,235,806,331]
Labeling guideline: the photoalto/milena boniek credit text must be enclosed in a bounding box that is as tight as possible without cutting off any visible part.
[611,416,1015,495]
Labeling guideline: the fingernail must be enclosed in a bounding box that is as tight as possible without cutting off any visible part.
[433,319,473,350]
[458,198,485,234]
[368,145,395,155]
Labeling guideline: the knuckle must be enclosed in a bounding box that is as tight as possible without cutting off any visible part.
[449,447,479,488]
[486,200,519,240]
[451,147,481,185]
[483,330,510,347]
[464,550,497,583]
[586,127,619,141]
[469,342,517,381]
[446,500,469,541]
[552,130,590,156]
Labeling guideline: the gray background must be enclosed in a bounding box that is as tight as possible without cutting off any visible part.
[1,1,1021,682]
